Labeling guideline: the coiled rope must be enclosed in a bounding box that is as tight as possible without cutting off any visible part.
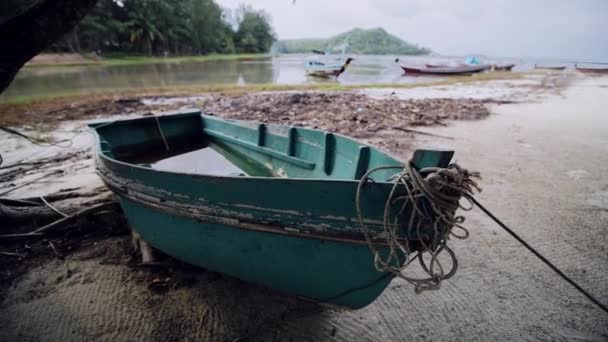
[356,163,480,293]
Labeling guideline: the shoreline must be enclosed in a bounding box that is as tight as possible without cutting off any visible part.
[0,71,528,107]
[24,53,271,68]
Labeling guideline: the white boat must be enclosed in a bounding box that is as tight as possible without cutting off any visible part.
[305,57,354,78]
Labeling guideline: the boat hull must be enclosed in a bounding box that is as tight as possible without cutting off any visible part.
[401,64,488,75]
[534,66,566,71]
[305,60,351,78]
[576,67,608,74]
[119,196,394,308]
[305,64,344,78]
[95,151,400,308]
[306,69,341,77]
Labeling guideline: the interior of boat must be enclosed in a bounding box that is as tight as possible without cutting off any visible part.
[91,110,403,181]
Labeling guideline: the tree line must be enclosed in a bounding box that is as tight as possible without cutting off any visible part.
[49,0,276,56]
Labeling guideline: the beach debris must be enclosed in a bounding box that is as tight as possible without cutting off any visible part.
[198,92,491,137]
[0,183,120,242]
[0,92,491,134]
[147,277,173,293]
[392,126,454,139]
[0,251,24,258]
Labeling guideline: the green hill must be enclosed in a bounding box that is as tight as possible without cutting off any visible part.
[273,28,430,55]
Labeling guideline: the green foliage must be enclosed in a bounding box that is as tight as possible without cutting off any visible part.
[49,0,275,56]
[275,27,430,55]
[233,5,276,53]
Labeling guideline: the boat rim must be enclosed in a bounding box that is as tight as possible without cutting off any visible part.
[88,112,406,185]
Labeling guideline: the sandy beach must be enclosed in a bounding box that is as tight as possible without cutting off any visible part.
[1,72,607,341]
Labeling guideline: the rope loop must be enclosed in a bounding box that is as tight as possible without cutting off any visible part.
[356,162,480,292]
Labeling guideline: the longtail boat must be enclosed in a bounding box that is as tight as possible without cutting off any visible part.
[534,65,566,71]
[575,65,608,74]
[90,110,472,308]
[305,57,354,78]
[400,64,488,76]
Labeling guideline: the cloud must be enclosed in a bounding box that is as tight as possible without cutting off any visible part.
[216,0,608,60]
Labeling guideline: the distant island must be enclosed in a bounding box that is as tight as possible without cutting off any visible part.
[273,28,430,55]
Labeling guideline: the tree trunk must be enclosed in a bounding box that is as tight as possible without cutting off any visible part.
[66,33,75,53]
[0,0,99,94]
[146,36,152,56]
[163,28,170,56]
[73,27,81,53]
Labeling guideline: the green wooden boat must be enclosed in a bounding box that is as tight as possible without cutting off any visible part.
[89,109,455,308]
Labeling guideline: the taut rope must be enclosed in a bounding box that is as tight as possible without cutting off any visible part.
[356,163,480,293]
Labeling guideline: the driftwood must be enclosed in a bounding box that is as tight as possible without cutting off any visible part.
[34,202,117,234]
[392,126,455,139]
[0,152,83,186]
[0,170,65,196]
[0,152,79,169]
[0,201,64,226]
[39,196,68,217]
[0,198,41,206]
[0,251,24,257]
[0,187,111,227]
[0,144,87,195]
[0,201,119,241]
[18,187,101,202]
[0,145,115,239]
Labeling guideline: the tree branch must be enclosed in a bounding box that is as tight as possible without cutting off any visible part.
[0,0,99,94]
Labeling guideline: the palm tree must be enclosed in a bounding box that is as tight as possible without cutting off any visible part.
[126,2,163,56]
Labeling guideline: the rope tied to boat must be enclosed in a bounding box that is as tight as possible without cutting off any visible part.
[356,162,481,293]
[153,114,170,152]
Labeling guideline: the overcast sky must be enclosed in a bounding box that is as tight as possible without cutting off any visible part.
[217,0,608,61]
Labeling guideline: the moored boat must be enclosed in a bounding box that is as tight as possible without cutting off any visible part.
[575,65,608,74]
[305,57,354,78]
[400,64,488,75]
[534,65,566,71]
[89,110,475,308]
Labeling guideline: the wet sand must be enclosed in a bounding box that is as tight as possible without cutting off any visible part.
[1,73,607,341]
[390,76,608,341]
